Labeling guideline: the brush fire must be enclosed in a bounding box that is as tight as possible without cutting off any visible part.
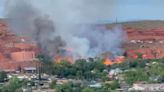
[55,47,74,64]
[0,0,164,72]
[103,56,125,66]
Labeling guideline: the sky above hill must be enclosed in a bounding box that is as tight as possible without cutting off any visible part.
[0,0,5,17]
[0,0,164,23]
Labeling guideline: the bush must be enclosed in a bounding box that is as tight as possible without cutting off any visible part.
[1,77,27,92]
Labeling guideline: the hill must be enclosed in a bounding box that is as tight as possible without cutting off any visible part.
[1,19,164,70]
[106,20,164,30]
[112,20,164,59]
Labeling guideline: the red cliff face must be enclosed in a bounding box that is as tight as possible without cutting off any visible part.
[11,51,36,62]
[124,26,164,59]
[0,20,39,72]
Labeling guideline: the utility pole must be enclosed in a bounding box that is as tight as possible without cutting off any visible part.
[35,59,42,90]
[116,17,118,24]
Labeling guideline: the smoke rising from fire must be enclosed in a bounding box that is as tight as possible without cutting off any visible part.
[5,0,126,59]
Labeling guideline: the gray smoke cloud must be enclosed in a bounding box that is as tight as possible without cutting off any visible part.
[5,0,66,57]
[5,0,126,59]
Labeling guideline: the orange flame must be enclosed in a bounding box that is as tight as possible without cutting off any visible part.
[104,58,113,66]
[55,47,74,64]
[115,56,125,64]
[55,54,74,64]
[103,56,125,66]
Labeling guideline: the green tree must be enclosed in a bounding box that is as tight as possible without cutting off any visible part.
[55,82,82,92]
[51,58,107,81]
[147,62,164,83]
[49,80,57,89]
[0,71,7,83]
[93,59,106,72]
[101,83,112,92]
[36,54,54,75]
[82,87,94,92]
[110,80,120,90]
[136,53,143,59]
[124,68,149,84]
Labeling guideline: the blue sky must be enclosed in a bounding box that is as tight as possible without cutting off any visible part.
[0,0,5,17]
[115,0,164,22]
[0,0,164,22]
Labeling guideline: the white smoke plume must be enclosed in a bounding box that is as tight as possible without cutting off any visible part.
[4,0,126,59]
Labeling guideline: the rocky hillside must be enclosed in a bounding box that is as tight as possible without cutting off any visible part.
[0,19,39,71]
[0,19,164,70]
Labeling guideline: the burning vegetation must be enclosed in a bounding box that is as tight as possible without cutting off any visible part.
[0,0,164,72]
[5,0,127,64]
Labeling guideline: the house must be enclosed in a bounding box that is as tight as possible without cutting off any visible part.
[108,68,122,79]
[129,83,164,92]
[89,83,102,88]
[24,67,37,73]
